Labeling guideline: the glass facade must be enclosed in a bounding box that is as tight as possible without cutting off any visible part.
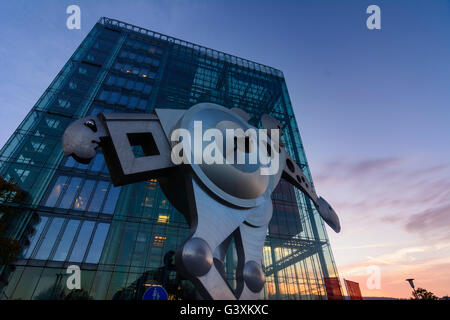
[0,17,339,300]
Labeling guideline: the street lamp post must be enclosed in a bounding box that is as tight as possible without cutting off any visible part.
[406,278,417,298]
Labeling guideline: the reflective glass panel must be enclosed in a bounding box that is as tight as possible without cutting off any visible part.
[59,177,82,209]
[90,153,104,172]
[88,181,109,212]
[35,217,64,260]
[69,221,95,262]
[44,176,68,207]
[85,223,110,263]
[73,179,95,210]
[102,186,121,214]
[53,219,80,261]
[23,216,48,258]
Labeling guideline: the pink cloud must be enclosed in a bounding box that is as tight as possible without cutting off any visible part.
[312,157,450,298]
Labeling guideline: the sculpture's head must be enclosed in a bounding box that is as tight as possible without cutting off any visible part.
[175,103,282,208]
[62,116,106,164]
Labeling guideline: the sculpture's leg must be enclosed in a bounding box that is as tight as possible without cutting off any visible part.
[176,175,250,300]
[233,199,272,300]
[234,223,269,300]
[213,234,233,281]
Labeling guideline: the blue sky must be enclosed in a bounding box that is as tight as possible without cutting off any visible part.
[0,0,449,297]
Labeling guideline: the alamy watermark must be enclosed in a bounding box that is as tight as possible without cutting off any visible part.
[66,5,81,30]
[66,265,81,290]
[366,5,381,30]
[366,265,381,290]
[170,123,281,176]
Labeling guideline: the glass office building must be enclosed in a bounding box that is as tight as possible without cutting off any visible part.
[0,17,339,300]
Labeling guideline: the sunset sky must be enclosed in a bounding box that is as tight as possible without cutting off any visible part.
[0,0,449,299]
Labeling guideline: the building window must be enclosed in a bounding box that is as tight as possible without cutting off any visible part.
[106,75,116,85]
[128,96,139,108]
[68,81,77,90]
[44,176,68,207]
[58,99,71,108]
[125,79,134,90]
[85,223,110,263]
[21,216,110,264]
[134,81,144,91]
[143,84,152,94]
[90,153,105,172]
[137,99,147,110]
[157,214,169,224]
[69,221,95,262]
[53,219,80,261]
[23,217,49,258]
[119,95,129,106]
[98,90,108,101]
[34,217,64,260]
[145,179,157,190]
[143,196,154,208]
[59,177,82,209]
[107,91,120,104]
[102,185,121,214]
[153,235,166,247]
[78,67,88,75]
[117,77,126,87]
[88,181,109,212]
[73,180,95,210]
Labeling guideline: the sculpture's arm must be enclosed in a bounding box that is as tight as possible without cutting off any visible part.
[62,110,341,232]
[62,113,175,186]
[281,150,341,233]
[261,113,341,233]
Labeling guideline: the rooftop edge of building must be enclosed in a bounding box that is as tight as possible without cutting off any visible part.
[99,17,284,79]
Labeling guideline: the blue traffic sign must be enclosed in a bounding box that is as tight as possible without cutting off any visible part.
[142,286,168,300]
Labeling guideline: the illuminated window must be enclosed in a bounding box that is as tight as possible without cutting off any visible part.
[153,235,166,247]
[157,214,169,224]
[59,177,82,209]
[143,196,154,207]
[145,179,157,190]
[44,176,68,207]
[73,180,95,210]
[159,199,169,209]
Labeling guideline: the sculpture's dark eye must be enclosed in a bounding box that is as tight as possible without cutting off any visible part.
[84,119,97,132]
